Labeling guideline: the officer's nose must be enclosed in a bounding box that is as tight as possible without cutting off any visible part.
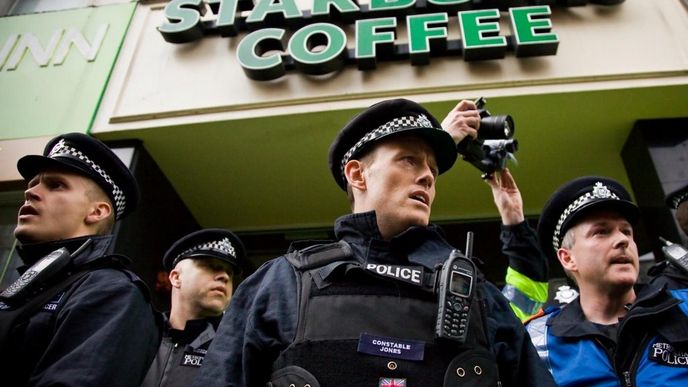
[417,163,435,190]
[613,229,630,250]
[216,270,230,283]
[24,184,41,202]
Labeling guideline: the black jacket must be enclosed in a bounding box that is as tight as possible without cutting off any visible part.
[0,235,160,387]
[192,211,555,387]
[141,315,220,387]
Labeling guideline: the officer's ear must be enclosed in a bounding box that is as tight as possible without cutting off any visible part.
[557,248,577,273]
[169,267,182,289]
[344,159,367,192]
[84,200,112,226]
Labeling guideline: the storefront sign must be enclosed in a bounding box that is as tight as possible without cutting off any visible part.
[0,24,108,71]
[158,0,622,81]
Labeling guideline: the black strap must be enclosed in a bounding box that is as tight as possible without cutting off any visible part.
[285,241,353,271]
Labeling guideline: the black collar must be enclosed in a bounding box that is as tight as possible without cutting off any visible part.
[165,315,222,344]
[549,285,688,345]
[16,235,114,267]
[333,211,454,270]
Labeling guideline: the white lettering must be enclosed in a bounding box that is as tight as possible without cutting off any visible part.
[53,24,109,65]
[6,30,62,70]
[411,270,421,284]
[365,264,422,284]
[0,33,18,70]
[380,346,402,354]
[653,347,664,357]
[1,24,109,71]
[183,354,203,366]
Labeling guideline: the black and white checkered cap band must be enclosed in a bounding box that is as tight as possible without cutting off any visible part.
[48,139,127,219]
[671,191,688,209]
[174,237,236,264]
[340,114,439,178]
[552,182,619,250]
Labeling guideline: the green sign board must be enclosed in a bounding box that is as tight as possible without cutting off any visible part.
[0,3,135,139]
[158,0,622,81]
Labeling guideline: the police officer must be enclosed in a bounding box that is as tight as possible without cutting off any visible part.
[0,133,160,386]
[485,169,550,322]
[647,183,688,288]
[192,99,556,387]
[141,228,246,387]
[527,176,688,386]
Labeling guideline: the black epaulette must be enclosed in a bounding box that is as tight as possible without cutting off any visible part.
[285,241,353,271]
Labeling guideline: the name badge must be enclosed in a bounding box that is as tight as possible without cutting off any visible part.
[365,264,423,286]
[357,333,425,361]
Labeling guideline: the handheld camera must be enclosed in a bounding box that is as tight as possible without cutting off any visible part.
[456,97,518,178]
[435,232,477,343]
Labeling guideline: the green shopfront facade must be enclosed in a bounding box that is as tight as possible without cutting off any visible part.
[2,0,688,307]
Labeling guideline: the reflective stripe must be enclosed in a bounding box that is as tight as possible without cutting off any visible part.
[526,315,552,374]
[502,267,548,320]
[503,284,540,321]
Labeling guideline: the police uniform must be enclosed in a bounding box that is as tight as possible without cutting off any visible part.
[141,229,246,387]
[647,183,688,289]
[192,99,556,387]
[526,177,688,386]
[0,133,160,386]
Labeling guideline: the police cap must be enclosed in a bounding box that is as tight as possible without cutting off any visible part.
[537,176,639,260]
[328,98,458,191]
[163,228,247,275]
[17,132,139,220]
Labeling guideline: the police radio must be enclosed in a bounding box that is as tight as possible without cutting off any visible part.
[659,237,688,275]
[0,239,91,301]
[435,232,477,343]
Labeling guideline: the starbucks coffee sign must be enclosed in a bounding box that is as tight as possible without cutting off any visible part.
[158,0,621,81]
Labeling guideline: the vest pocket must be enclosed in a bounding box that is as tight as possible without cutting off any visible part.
[269,365,321,387]
[443,349,500,387]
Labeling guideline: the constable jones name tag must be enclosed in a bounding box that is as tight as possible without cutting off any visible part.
[358,333,425,361]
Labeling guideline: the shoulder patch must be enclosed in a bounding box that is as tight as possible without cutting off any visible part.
[649,341,688,367]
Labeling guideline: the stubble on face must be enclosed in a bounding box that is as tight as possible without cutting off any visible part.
[565,211,639,292]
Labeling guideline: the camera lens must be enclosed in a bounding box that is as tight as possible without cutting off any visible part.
[479,115,514,139]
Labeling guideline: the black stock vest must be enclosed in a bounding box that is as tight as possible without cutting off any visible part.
[269,241,501,387]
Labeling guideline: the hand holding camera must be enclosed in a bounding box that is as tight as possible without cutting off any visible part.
[452,97,518,178]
